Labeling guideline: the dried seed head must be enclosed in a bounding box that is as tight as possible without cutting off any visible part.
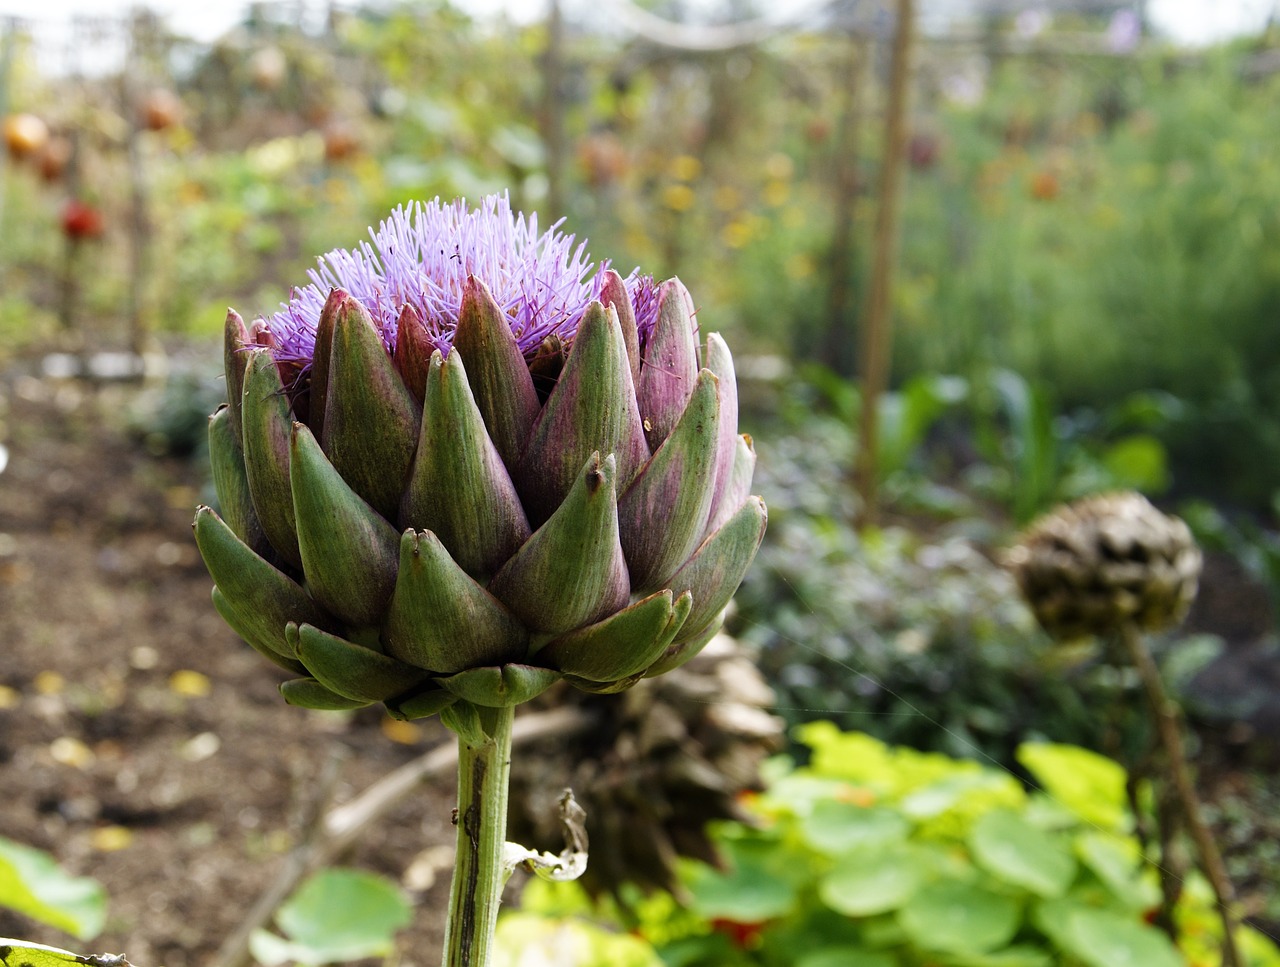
[1005,491,1202,641]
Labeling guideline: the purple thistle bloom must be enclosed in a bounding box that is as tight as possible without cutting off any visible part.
[262,193,660,370]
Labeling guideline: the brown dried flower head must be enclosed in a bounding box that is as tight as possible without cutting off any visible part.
[1005,491,1201,641]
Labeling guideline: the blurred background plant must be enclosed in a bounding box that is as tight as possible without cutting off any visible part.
[1,0,1278,962]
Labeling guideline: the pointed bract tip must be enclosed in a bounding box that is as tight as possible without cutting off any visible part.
[463,274,493,300]
[248,318,276,349]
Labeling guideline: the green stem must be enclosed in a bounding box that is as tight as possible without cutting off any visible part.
[442,703,515,967]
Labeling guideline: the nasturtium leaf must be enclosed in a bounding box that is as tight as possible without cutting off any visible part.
[901,772,1022,822]
[819,844,926,917]
[858,913,907,949]
[969,811,1076,897]
[941,946,1054,967]
[686,837,798,922]
[1074,832,1160,910]
[801,801,909,856]
[897,880,1021,954]
[249,868,411,966]
[796,948,896,967]
[759,773,851,815]
[0,836,106,940]
[1033,899,1182,967]
[1016,743,1128,831]
[494,912,663,967]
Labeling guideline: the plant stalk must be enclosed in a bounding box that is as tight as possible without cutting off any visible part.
[442,703,515,967]
[854,0,916,524]
[1120,622,1241,967]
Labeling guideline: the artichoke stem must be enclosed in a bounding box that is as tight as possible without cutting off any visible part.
[1119,622,1241,967]
[442,702,515,967]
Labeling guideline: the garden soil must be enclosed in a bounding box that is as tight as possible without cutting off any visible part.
[0,365,1276,965]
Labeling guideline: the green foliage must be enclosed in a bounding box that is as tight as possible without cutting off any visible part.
[961,368,1174,523]
[0,837,106,941]
[248,868,411,967]
[517,726,1280,967]
[1182,500,1280,631]
[894,51,1280,510]
[0,938,125,967]
[125,358,227,460]
[729,365,1232,781]
[494,913,663,967]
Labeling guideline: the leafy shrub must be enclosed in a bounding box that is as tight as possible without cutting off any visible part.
[124,355,226,462]
[732,377,1203,766]
[893,50,1280,510]
[518,725,1280,967]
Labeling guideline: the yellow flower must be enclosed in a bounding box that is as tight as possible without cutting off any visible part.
[668,154,702,182]
[662,183,697,212]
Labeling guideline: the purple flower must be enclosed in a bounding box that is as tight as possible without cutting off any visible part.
[263,193,662,370]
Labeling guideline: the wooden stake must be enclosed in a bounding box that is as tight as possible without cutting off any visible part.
[123,13,153,360]
[821,34,867,378]
[540,0,566,220]
[854,0,915,524]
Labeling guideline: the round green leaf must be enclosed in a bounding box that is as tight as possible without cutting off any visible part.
[1015,744,1127,830]
[801,801,909,857]
[796,948,896,967]
[1070,908,1184,967]
[942,947,1054,967]
[819,844,925,917]
[969,811,1076,897]
[1034,899,1182,967]
[256,868,412,966]
[1075,832,1159,910]
[687,838,798,922]
[898,880,1021,954]
[0,836,106,940]
[495,912,663,967]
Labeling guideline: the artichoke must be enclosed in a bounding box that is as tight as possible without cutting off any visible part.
[1005,491,1201,642]
[193,194,766,718]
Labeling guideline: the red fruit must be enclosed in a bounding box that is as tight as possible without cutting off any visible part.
[4,113,49,159]
[1029,170,1060,201]
[322,121,360,162]
[37,137,73,182]
[710,918,766,949]
[61,199,105,240]
[141,88,183,131]
[908,132,940,170]
[577,133,628,187]
[805,117,832,145]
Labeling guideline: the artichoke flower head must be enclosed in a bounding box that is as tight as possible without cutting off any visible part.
[195,194,766,718]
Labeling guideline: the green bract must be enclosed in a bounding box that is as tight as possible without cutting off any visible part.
[195,273,764,719]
